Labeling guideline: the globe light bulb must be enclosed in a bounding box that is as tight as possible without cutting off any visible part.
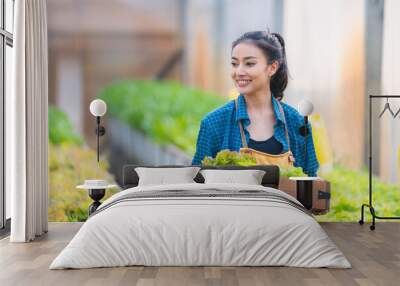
[89,99,107,117]
[298,99,314,116]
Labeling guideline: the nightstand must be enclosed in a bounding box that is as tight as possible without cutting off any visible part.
[77,180,117,215]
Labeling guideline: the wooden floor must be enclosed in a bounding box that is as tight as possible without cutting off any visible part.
[0,222,399,286]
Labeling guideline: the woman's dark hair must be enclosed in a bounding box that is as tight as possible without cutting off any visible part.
[232,31,288,101]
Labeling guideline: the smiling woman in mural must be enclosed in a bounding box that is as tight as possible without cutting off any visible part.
[192,31,319,177]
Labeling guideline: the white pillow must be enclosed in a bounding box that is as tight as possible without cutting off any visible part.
[135,167,201,186]
[200,169,266,185]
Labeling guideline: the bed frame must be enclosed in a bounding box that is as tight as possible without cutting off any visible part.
[122,165,280,189]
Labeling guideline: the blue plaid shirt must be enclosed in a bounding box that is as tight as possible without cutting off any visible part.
[191,94,319,176]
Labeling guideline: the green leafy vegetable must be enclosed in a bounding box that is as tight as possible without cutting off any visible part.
[280,166,307,178]
[201,150,258,166]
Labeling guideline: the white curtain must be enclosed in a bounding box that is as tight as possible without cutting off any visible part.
[6,0,49,242]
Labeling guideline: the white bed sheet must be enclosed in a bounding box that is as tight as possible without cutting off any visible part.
[50,183,351,269]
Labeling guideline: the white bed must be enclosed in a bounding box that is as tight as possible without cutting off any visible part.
[50,183,351,269]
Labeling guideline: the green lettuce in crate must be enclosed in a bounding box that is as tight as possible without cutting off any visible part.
[201,150,257,166]
[201,150,307,176]
[280,166,307,178]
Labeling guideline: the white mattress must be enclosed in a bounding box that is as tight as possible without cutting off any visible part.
[50,183,351,269]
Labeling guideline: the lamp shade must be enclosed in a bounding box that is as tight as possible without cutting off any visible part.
[298,99,314,116]
[89,99,107,117]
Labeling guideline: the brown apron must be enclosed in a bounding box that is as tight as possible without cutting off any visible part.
[235,98,295,168]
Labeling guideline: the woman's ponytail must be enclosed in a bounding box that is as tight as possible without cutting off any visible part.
[270,33,288,101]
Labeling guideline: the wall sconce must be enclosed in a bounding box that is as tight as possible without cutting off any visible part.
[298,99,314,165]
[89,99,107,162]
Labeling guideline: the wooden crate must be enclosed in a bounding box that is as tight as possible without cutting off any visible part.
[278,177,330,215]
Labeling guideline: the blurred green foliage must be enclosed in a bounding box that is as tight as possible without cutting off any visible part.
[317,164,400,222]
[49,106,83,145]
[98,79,227,155]
[48,143,118,222]
[48,105,118,222]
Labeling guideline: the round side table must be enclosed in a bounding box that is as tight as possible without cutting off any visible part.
[289,177,322,210]
[77,183,117,216]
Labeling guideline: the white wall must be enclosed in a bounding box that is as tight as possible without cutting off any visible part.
[56,56,84,136]
[283,0,365,170]
[380,0,400,183]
